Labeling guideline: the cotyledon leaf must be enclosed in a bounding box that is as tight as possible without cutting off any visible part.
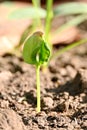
[53,2,87,16]
[23,31,50,66]
[9,7,46,19]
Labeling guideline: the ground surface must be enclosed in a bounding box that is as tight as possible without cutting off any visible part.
[0,43,87,130]
[0,1,87,129]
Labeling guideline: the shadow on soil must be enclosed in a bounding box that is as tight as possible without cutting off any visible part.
[46,72,84,96]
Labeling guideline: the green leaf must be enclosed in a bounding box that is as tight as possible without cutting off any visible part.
[23,31,50,66]
[9,7,46,19]
[55,14,87,34]
[52,38,87,59]
[54,2,87,16]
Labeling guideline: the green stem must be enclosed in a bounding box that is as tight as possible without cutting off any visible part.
[52,38,87,59]
[36,65,40,112]
[32,0,41,28]
[32,0,40,7]
[45,0,53,43]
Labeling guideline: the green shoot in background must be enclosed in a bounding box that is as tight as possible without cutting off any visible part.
[32,0,42,29]
[8,1,87,58]
[22,31,50,112]
[45,0,53,44]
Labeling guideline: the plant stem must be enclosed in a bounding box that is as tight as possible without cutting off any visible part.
[45,0,53,43]
[52,38,87,59]
[36,65,40,112]
[32,0,41,28]
[32,0,40,7]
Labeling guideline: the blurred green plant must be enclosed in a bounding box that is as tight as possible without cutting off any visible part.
[45,0,53,44]
[51,38,87,60]
[9,7,46,19]
[8,1,87,58]
[54,2,87,16]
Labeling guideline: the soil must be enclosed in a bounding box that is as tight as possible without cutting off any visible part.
[0,42,87,130]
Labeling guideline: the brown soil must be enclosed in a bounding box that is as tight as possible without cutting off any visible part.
[0,43,87,130]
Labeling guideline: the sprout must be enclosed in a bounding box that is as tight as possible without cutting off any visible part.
[22,31,50,112]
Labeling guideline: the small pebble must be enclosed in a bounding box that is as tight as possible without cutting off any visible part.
[60,68,67,76]
[66,65,76,78]
[42,97,53,108]
[63,92,69,99]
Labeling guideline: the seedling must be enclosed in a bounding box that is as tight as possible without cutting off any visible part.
[22,31,50,112]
